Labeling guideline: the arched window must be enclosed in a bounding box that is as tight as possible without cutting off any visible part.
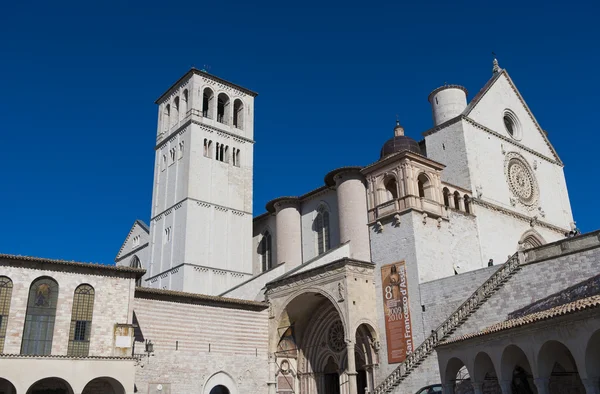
[261,231,273,272]
[163,104,170,132]
[181,89,188,117]
[464,195,471,214]
[453,191,461,210]
[384,177,398,202]
[443,188,450,207]
[67,284,95,357]
[203,88,214,119]
[233,148,241,167]
[417,173,433,199]
[172,97,180,127]
[169,147,176,164]
[179,141,185,160]
[21,277,59,355]
[0,276,13,353]
[314,206,331,255]
[217,93,230,124]
[224,146,229,163]
[130,256,142,286]
[233,99,244,129]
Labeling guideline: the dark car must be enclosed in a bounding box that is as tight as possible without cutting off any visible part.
[415,384,442,394]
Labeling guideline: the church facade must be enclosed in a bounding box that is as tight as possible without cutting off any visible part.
[1,60,599,394]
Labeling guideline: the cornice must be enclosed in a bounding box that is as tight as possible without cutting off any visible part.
[155,68,258,105]
[155,118,254,151]
[440,181,472,194]
[114,220,149,262]
[421,115,463,137]
[463,117,561,166]
[427,84,468,103]
[472,198,567,234]
[115,243,149,263]
[265,258,374,293]
[151,197,251,222]
[135,287,267,311]
[146,263,252,283]
[0,354,135,361]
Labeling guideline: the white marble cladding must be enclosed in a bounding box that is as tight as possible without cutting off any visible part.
[149,70,255,295]
[156,72,255,143]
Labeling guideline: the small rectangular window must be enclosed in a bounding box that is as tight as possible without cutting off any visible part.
[74,321,87,341]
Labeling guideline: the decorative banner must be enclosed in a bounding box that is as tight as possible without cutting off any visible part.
[381,261,413,364]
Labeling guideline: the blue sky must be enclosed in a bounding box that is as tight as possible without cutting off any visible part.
[0,0,598,264]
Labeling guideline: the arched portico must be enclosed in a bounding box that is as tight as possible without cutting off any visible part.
[0,378,16,394]
[538,340,585,393]
[82,377,126,394]
[274,290,348,394]
[500,344,534,388]
[472,352,501,393]
[265,258,377,394]
[27,378,74,394]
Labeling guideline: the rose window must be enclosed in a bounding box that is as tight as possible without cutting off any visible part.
[327,321,345,352]
[505,153,538,207]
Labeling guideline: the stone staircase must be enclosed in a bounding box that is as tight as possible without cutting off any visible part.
[373,252,524,394]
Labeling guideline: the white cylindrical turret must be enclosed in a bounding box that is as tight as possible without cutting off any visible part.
[272,198,302,270]
[332,168,371,262]
[428,85,468,127]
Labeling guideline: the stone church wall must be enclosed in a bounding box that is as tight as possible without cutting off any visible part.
[462,120,572,231]
[385,232,600,394]
[412,208,482,283]
[133,296,269,394]
[419,265,500,334]
[423,120,471,191]
[474,205,565,274]
[300,189,339,263]
[452,237,600,337]
[370,212,422,382]
[0,262,135,356]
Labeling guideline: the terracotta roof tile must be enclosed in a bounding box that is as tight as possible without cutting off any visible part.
[0,253,146,277]
[440,295,600,346]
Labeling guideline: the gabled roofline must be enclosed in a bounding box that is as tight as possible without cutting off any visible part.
[115,220,150,263]
[155,68,258,104]
[461,69,562,165]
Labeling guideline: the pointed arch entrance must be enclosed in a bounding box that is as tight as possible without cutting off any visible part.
[266,258,378,394]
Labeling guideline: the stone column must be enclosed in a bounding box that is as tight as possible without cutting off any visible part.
[441,383,454,394]
[471,381,484,394]
[457,195,465,211]
[533,377,550,394]
[268,353,277,394]
[582,378,600,394]
[272,198,302,270]
[333,168,371,262]
[346,341,358,394]
[499,379,512,394]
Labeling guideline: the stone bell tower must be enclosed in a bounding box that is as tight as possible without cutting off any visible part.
[147,68,258,295]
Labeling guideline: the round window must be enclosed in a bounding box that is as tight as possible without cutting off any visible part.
[503,110,522,140]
